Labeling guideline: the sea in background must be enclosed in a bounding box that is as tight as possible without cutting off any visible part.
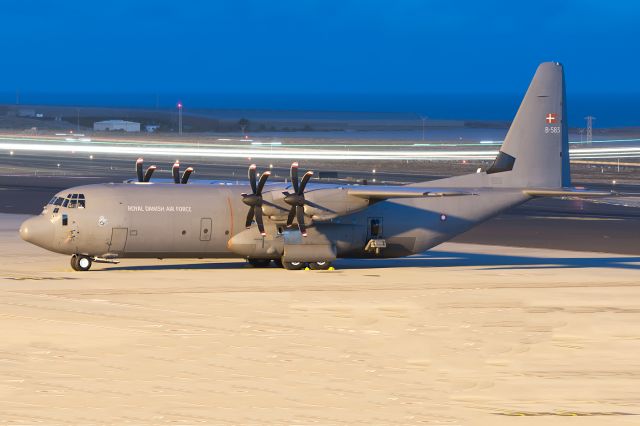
[0,92,638,128]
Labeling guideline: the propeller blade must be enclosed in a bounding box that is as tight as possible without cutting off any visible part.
[248,164,257,193]
[245,206,255,228]
[299,171,314,194]
[256,170,270,195]
[255,206,265,236]
[172,162,180,184]
[296,205,307,236]
[143,165,156,182]
[136,158,144,182]
[181,167,194,184]
[286,207,296,226]
[290,162,299,193]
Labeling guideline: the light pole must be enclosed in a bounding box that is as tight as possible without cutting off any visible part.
[177,101,183,136]
[419,116,428,141]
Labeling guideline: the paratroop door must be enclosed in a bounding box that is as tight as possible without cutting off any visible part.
[109,228,128,254]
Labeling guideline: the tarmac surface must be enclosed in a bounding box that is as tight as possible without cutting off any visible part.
[2,213,640,424]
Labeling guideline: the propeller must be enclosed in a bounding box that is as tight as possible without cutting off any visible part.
[171,161,194,184]
[283,162,313,236]
[241,164,271,235]
[135,158,156,182]
[172,161,180,184]
[181,167,194,184]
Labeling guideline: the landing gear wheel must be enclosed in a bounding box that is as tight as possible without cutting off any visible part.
[71,255,92,271]
[247,258,272,268]
[309,261,331,270]
[283,260,306,270]
[273,258,283,268]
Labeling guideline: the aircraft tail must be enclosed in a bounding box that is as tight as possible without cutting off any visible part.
[486,62,570,188]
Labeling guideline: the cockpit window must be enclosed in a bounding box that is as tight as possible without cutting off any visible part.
[68,194,78,208]
[54,193,87,209]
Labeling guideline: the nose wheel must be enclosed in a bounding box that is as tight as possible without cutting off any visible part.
[71,254,93,271]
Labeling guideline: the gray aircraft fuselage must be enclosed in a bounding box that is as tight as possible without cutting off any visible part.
[20,180,529,261]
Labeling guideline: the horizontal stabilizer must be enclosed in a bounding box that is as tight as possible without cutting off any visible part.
[348,186,475,199]
[524,188,615,197]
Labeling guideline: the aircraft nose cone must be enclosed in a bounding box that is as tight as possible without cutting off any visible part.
[19,216,53,247]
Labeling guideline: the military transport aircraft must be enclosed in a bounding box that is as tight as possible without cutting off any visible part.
[19,62,612,271]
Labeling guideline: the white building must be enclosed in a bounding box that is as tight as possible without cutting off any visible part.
[94,120,140,132]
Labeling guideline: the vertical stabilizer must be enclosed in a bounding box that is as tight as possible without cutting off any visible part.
[487,62,570,188]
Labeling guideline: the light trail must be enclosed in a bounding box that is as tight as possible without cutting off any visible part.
[1,136,640,161]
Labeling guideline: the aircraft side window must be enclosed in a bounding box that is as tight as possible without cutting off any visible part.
[78,194,86,208]
[53,207,59,213]
[48,197,57,205]
[68,199,77,208]
[62,198,69,207]
[54,198,64,206]
[62,214,68,226]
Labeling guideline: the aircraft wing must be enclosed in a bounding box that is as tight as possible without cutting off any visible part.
[347,186,475,199]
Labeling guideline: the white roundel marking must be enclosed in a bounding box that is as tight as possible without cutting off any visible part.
[79,258,90,268]
[440,214,447,221]
[98,216,107,226]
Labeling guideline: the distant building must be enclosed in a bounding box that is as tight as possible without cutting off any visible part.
[94,120,140,132]
[17,108,36,118]
[145,124,160,133]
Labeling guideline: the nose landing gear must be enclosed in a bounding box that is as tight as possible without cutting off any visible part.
[71,254,93,271]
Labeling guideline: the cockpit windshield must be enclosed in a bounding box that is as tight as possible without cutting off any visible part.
[48,193,86,209]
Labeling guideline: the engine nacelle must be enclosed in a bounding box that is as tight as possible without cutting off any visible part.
[303,187,370,221]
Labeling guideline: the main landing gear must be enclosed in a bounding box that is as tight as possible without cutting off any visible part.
[70,254,92,271]
[247,258,332,270]
[282,260,332,270]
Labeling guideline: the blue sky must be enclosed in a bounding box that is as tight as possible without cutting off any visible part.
[1,0,639,121]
